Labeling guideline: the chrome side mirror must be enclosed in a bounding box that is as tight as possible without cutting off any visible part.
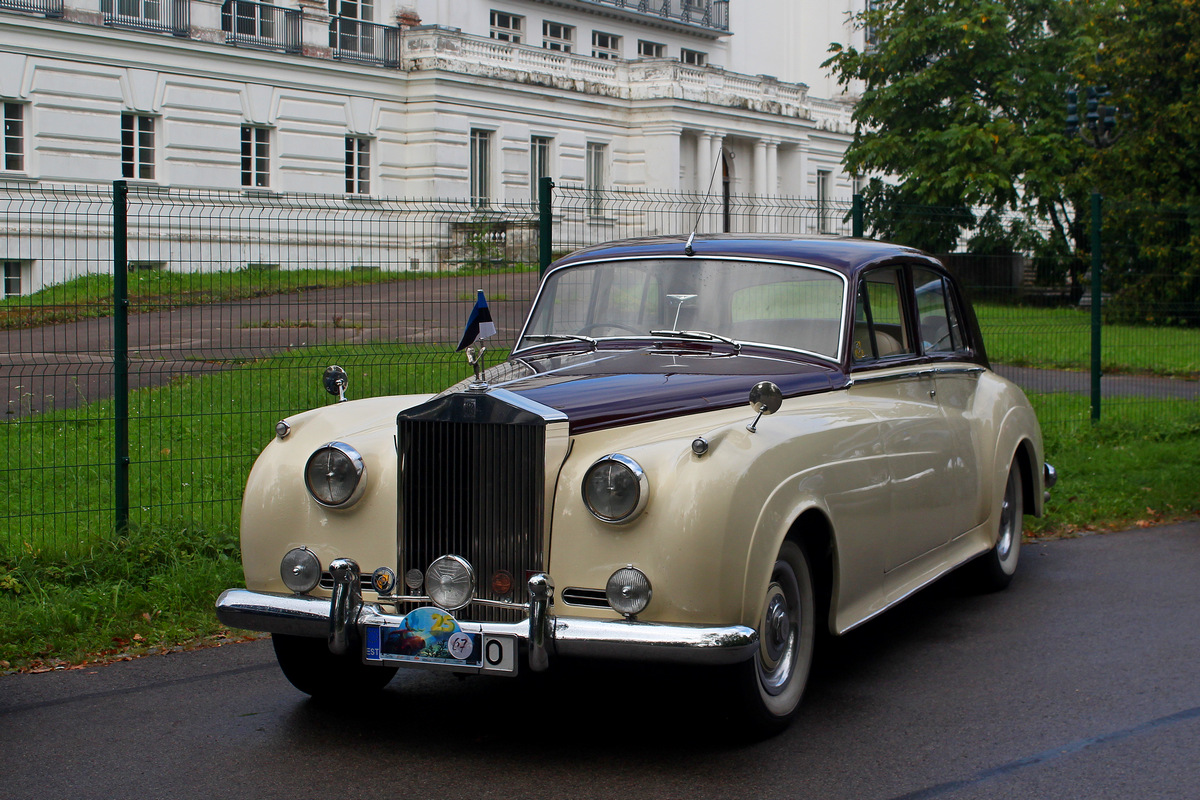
[323,365,349,403]
[746,381,782,433]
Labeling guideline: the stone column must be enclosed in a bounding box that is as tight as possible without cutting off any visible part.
[697,131,714,193]
[752,139,767,231]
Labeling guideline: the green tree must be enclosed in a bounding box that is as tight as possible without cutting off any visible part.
[825,0,1090,270]
[1080,0,1200,324]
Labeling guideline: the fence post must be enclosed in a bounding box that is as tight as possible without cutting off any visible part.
[538,176,554,276]
[1090,191,1102,423]
[113,180,130,532]
[852,193,864,238]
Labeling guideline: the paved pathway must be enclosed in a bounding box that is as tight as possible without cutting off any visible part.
[2,279,1195,416]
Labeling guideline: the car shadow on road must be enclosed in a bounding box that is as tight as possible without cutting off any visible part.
[275,573,989,757]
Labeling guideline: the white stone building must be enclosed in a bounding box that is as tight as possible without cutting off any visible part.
[0,0,865,290]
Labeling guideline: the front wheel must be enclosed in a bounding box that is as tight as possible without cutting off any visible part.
[271,633,398,699]
[968,462,1024,592]
[734,540,816,735]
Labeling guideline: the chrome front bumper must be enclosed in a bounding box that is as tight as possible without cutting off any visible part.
[216,563,758,673]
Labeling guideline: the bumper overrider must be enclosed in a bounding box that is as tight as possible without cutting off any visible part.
[216,559,758,675]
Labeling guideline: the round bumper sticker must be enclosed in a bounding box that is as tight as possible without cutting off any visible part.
[381,607,474,661]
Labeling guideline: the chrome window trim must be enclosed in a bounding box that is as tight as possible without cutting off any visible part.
[848,365,985,386]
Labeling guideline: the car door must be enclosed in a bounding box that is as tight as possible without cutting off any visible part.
[913,267,986,536]
[848,265,954,573]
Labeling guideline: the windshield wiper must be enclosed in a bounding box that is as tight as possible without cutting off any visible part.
[649,329,742,352]
[522,333,598,349]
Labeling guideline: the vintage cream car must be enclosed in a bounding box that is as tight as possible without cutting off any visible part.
[217,235,1055,733]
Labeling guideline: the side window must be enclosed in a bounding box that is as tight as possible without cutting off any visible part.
[912,267,965,353]
[852,267,914,361]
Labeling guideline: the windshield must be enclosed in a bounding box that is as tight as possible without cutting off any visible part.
[519,257,846,360]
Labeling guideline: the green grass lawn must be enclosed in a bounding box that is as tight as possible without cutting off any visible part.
[976,302,1200,378]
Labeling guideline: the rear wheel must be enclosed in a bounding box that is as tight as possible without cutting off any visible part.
[271,633,397,699]
[969,463,1024,592]
[735,541,816,735]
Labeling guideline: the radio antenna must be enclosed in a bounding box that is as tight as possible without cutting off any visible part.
[686,147,728,256]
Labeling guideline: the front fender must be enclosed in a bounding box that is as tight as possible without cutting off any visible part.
[546,390,889,631]
[239,393,434,595]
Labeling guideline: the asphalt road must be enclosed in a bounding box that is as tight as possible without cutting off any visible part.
[2,522,1198,799]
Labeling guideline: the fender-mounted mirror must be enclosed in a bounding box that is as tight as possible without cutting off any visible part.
[746,381,782,433]
[323,365,349,403]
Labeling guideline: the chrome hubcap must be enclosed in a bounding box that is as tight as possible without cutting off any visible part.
[759,579,797,696]
[996,474,1016,561]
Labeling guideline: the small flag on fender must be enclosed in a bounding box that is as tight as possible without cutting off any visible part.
[456,289,497,352]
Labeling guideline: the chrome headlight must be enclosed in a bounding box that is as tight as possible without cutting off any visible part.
[582,454,649,523]
[607,566,652,617]
[304,442,366,508]
[426,555,475,611]
[280,547,321,594]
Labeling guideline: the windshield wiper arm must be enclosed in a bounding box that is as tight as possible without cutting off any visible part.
[522,333,598,349]
[649,329,742,352]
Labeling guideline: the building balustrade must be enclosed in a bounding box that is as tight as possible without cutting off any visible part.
[101,0,189,36]
[222,0,301,53]
[531,0,729,33]
[0,0,63,18]
[330,16,401,67]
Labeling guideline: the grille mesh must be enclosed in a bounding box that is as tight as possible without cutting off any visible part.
[398,405,546,623]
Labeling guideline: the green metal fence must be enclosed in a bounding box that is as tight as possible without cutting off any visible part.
[1,181,1197,554]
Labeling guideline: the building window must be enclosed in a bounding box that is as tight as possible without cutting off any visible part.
[542,21,573,52]
[121,114,155,181]
[490,10,522,42]
[470,129,491,207]
[680,48,707,66]
[241,126,270,188]
[345,137,370,194]
[592,31,620,60]
[2,261,22,298]
[586,142,606,216]
[530,136,551,201]
[817,169,832,233]
[637,40,665,58]
[329,0,375,55]
[330,0,372,22]
[3,103,24,173]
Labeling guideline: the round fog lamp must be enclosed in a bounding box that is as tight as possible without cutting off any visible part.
[606,566,652,617]
[426,555,475,611]
[304,442,366,508]
[280,547,321,594]
[583,454,649,523]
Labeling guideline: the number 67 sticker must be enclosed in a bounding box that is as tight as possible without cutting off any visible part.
[447,631,474,661]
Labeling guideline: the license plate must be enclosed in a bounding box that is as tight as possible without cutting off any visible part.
[365,607,481,667]
[364,608,517,674]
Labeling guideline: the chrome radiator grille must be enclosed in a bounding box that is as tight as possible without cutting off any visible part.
[397,393,548,623]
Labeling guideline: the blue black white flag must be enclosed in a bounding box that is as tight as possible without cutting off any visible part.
[456,289,497,351]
